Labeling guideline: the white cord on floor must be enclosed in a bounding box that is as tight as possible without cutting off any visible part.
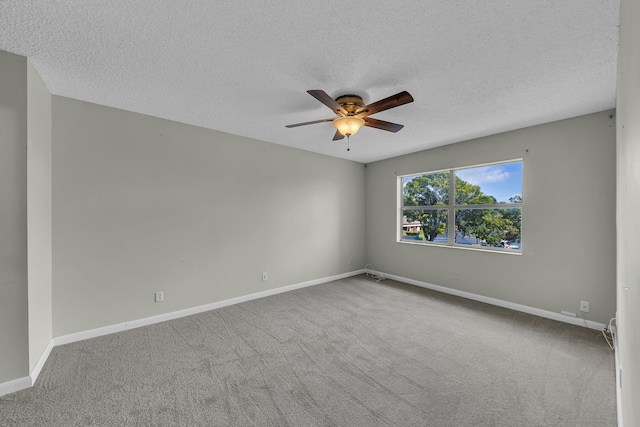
[364,264,387,282]
[602,317,616,351]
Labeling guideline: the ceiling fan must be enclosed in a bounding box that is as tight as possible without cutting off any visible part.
[286,90,414,144]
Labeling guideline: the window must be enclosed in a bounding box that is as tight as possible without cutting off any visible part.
[400,160,522,252]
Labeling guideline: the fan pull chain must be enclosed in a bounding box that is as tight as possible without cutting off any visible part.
[347,136,350,151]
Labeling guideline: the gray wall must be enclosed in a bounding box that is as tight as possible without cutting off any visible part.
[52,96,366,336]
[27,61,53,371]
[365,111,616,325]
[0,51,29,382]
[616,0,640,422]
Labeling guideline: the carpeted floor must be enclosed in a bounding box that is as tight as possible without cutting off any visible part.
[0,275,616,426]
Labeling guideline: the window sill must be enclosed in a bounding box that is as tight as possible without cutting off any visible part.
[396,239,523,255]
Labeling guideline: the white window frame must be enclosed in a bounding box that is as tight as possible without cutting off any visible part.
[398,159,523,253]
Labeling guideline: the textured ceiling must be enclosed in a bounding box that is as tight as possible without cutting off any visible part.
[0,0,619,163]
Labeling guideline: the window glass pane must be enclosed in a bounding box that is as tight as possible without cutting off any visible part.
[402,209,448,243]
[402,172,450,207]
[455,162,522,205]
[455,208,521,249]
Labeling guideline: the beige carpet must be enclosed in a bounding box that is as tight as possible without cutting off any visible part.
[0,275,616,426]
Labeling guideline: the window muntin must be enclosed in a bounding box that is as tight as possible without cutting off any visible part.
[400,161,522,252]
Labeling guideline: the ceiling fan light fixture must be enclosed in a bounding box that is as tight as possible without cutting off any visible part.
[333,116,365,137]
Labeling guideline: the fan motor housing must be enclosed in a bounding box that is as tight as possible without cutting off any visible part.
[335,94,365,114]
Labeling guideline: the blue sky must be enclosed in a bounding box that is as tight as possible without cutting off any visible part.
[455,162,522,203]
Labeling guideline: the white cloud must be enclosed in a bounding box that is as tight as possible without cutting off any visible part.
[456,166,510,185]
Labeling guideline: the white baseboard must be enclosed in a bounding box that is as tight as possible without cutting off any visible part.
[30,339,54,385]
[376,271,607,331]
[613,318,622,427]
[1,270,364,397]
[0,339,55,397]
[0,376,31,397]
[7,269,606,399]
[54,269,365,346]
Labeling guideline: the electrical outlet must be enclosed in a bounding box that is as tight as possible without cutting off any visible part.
[154,292,164,303]
[580,301,590,313]
[262,272,268,281]
[454,271,460,281]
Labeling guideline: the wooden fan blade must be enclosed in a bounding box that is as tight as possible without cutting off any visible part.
[307,90,348,117]
[363,117,404,133]
[332,130,345,141]
[356,91,414,116]
[285,118,334,128]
